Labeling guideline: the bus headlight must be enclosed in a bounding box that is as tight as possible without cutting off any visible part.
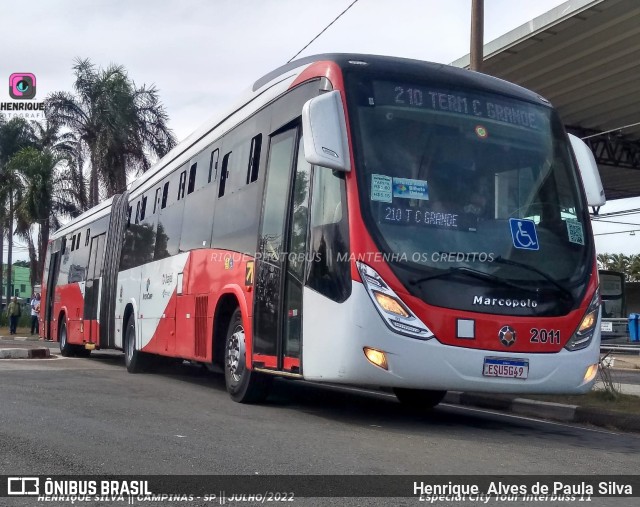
[372,290,410,318]
[357,261,434,340]
[565,288,600,352]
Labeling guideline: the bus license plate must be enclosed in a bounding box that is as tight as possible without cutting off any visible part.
[483,357,528,379]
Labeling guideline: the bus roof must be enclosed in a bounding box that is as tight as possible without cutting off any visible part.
[255,53,548,106]
[52,195,115,239]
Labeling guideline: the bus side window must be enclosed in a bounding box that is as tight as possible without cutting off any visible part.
[246,134,262,184]
[135,201,141,224]
[208,149,219,183]
[187,163,197,194]
[306,166,351,302]
[153,187,160,214]
[127,206,132,227]
[140,195,147,221]
[218,152,232,198]
[85,229,90,246]
[177,170,187,200]
[161,182,169,209]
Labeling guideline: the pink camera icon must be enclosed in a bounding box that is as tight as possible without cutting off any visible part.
[9,73,37,99]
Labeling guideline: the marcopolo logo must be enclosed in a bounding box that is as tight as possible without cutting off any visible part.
[9,73,37,99]
[7,477,40,495]
[473,295,538,308]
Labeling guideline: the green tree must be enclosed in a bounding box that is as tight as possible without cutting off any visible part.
[46,58,176,207]
[628,254,640,282]
[597,253,612,270]
[0,117,35,304]
[8,147,84,288]
[33,111,88,212]
[608,253,630,275]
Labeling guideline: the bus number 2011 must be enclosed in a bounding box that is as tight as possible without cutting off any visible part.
[530,328,560,344]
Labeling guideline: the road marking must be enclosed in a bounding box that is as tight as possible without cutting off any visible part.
[305,381,396,398]
[306,381,623,435]
[443,404,622,435]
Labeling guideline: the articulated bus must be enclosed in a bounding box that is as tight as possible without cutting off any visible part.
[41,54,606,407]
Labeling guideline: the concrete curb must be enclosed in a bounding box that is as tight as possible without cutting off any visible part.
[444,391,640,433]
[0,347,51,359]
[0,335,41,341]
[574,407,640,433]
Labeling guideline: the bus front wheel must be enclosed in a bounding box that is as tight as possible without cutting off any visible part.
[393,388,447,409]
[224,308,271,403]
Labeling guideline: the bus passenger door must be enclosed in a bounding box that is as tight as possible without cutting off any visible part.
[84,234,105,344]
[253,126,310,374]
[44,245,62,340]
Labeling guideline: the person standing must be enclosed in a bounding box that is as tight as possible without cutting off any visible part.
[6,296,21,335]
[30,293,41,335]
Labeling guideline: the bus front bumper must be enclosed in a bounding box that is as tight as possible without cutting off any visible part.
[302,283,600,395]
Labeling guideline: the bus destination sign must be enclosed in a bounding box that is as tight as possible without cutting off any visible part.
[372,81,544,131]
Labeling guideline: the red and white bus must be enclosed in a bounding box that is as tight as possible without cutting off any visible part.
[41,54,605,407]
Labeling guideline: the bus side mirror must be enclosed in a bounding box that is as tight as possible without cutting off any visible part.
[568,133,606,206]
[302,91,351,172]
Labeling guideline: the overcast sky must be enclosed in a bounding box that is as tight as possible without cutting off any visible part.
[2,0,635,259]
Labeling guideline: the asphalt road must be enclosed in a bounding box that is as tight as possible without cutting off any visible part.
[1,351,639,507]
[611,368,640,385]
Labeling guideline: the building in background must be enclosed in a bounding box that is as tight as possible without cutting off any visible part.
[1,265,32,304]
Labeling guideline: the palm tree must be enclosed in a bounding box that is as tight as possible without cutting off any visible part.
[628,254,640,282]
[46,58,176,207]
[8,147,84,288]
[33,110,88,213]
[0,117,35,304]
[608,253,630,279]
[597,253,612,270]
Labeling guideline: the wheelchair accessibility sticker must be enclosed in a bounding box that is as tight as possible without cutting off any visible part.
[509,218,539,250]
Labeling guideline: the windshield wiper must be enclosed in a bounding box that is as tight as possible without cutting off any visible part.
[492,256,574,304]
[410,266,538,294]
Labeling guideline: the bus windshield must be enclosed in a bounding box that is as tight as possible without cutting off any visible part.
[347,77,591,306]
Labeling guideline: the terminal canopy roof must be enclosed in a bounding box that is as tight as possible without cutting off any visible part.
[452,0,640,201]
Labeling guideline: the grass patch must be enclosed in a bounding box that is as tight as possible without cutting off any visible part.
[529,391,640,415]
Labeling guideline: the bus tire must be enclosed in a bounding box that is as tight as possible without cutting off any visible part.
[224,308,271,403]
[124,316,145,373]
[59,318,74,357]
[393,388,446,409]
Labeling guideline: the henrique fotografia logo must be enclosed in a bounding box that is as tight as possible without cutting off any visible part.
[1,72,45,119]
[7,477,40,495]
[9,72,37,99]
